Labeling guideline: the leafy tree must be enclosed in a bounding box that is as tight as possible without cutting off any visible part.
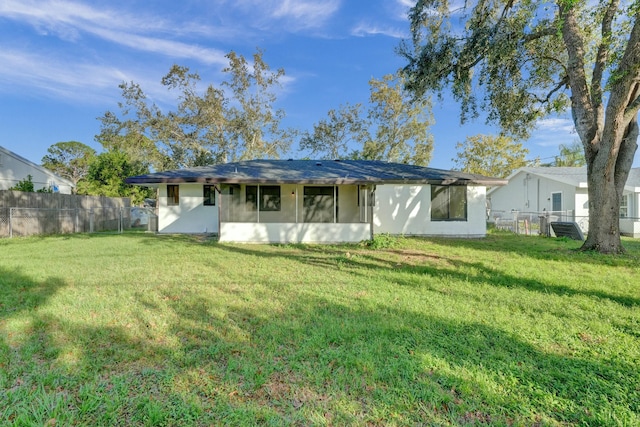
[552,141,586,167]
[41,141,96,190]
[96,49,294,170]
[300,73,434,164]
[453,134,529,178]
[77,151,152,205]
[401,1,640,253]
[299,103,367,159]
[222,50,295,161]
[362,74,434,165]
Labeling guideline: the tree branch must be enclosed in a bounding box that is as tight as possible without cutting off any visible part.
[592,0,619,110]
[559,2,596,141]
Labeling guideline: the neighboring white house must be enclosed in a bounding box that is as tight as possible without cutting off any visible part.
[488,166,640,238]
[126,159,507,243]
[0,145,74,194]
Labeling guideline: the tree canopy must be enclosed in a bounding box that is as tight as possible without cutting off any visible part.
[300,73,434,164]
[550,141,587,167]
[453,134,529,178]
[96,49,295,171]
[76,151,153,205]
[41,141,96,190]
[401,0,640,253]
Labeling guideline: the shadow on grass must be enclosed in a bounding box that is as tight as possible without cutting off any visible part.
[1,235,639,425]
[218,242,640,308]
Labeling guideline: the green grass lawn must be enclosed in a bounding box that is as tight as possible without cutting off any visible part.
[0,231,639,426]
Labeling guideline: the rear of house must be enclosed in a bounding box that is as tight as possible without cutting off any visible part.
[127,159,506,243]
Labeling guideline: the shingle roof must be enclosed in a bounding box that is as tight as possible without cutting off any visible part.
[125,159,507,186]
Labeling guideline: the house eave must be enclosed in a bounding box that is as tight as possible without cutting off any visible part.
[125,176,505,187]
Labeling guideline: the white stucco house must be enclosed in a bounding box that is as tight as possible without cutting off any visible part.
[126,159,507,243]
[0,145,74,194]
[488,166,640,238]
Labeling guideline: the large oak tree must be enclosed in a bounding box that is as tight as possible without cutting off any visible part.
[401,0,640,253]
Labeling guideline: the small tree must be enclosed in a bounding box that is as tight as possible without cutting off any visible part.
[10,175,35,192]
[552,141,586,167]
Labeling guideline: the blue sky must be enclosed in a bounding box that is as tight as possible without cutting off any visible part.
[2,0,631,170]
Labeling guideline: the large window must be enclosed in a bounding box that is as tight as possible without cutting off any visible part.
[203,185,216,206]
[304,186,336,223]
[431,185,467,221]
[167,185,179,206]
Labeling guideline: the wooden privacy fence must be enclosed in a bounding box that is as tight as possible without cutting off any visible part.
[0,191,156,237]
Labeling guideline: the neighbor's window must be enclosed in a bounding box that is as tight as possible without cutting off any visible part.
[167,185,179,206]
[260,186,281,211]
[203,185,216,206]
[431,185,467,221]
[304,186,335,223]
[620,194,629,218]
[551,192,562,212]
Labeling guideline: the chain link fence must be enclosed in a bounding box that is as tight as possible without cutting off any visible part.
[490,210,589,237]
[0,207,157,238]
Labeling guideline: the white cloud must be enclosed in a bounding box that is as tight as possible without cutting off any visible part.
[0,49,178,104]
[530,117,577,147]
[351,22,408,39]
[230,0,341,32]
[0,0,229,64]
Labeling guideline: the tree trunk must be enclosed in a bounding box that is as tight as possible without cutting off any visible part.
[581,119,638,254]
[582,158,623,253]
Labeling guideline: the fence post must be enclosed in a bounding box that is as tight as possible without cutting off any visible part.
[89,209,94,233]
[512,210,519,234]
[9,207,13,239]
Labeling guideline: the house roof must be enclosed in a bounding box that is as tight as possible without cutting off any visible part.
[489,166,640,194]
[125,159,508,187]
[0,145,75,188]
[507,166,589,188]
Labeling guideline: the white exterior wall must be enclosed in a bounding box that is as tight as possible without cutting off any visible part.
[158,184,219,233]
[489,171,579,215]
[373,184,488,238]
[0,147,73,193]
[219,222,370,243]
[620,191,640,238]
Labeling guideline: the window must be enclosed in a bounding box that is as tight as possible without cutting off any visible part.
[167,185,179,206]
[304,186,335,223]
[260,186,281,211]
[246,186,257,211]
[551,192,562,212]
[620,194,629,218]
[431,185,467,221]
[203,185,216,206]
[246,185,281,211]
